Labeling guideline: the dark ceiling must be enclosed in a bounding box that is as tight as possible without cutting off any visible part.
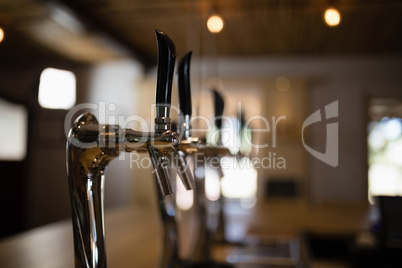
[1,0,402,68]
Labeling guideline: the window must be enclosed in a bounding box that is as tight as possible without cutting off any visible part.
[368,98,402,203]
[38,68,76,109]
[208,116,257,206]
[0,98,28,161]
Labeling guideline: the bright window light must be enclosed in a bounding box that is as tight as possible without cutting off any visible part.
[221,157,257,199]
[38,68,76,109]
[176,175,194,211]
[221,117,239,154]
[368,117,402,203]
[0,98,28,161]
[205,167,221,201]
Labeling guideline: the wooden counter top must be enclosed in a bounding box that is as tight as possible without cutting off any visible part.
[0,202,371,268]
[0,206,161,268]
[246,201,372,236]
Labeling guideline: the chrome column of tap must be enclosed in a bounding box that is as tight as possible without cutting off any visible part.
[67,114,119,268]
[66,30,184,268]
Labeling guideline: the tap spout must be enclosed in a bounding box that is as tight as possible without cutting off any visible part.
[174,149,194,190]
[148,144,173,196]
[123,128,180,196]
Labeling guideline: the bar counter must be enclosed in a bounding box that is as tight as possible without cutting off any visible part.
[0,202,371,268]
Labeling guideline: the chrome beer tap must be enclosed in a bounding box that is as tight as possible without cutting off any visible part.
[149,51,199,268]
[66,30,184,268]
[123,29,193,196]
[176,52,211,264]
[209,89,228,244]
[67,114,119,268]
[147,36,194,268]
[175,54,232,267]
[175,52,202,157]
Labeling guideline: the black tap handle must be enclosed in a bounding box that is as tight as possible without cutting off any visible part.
[155,29,176,108]
[240,111,246,132]
[239,111,246,150]
[212,89,224,130]
[178,51,192,118]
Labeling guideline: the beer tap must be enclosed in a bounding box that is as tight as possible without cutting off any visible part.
[147,36,194,268]
[152,51,202,268]
[66,30,185,268]
[175,52,210,264]
[67,114,119,268]
[123,29,193,196]
[209,89,228,244]
[175,53,232,267]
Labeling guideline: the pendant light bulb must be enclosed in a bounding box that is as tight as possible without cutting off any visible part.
[324,7,341,27]
[207,15,224,33]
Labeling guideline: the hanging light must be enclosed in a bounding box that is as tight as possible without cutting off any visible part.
[0,27,5,43]
[324,7,341,27]
[207,15,224,33]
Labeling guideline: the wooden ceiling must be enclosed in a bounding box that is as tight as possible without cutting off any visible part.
[1,0,402,68]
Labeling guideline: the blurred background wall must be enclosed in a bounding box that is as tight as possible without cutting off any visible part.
[0,0,401,238]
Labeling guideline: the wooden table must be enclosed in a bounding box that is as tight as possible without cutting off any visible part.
[0,202,371,268]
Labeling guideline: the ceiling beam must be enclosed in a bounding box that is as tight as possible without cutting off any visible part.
[52,0,156,68]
